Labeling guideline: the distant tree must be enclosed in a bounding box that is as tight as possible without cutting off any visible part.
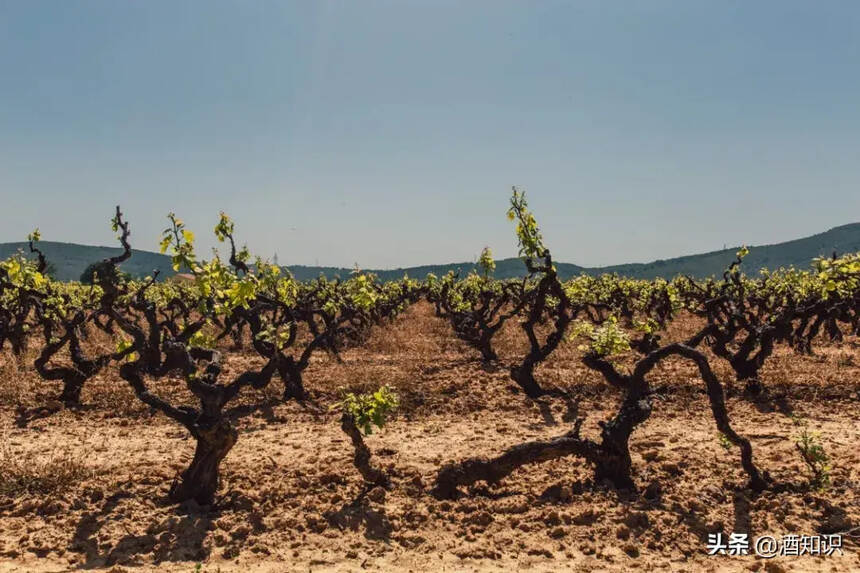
[80,261,130,284]
[477,247,495,278]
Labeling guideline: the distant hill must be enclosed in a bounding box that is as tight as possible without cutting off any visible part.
[590,222,860,280]
[0,242,176,281]
[2,222,859,282]
[288,222,860,281]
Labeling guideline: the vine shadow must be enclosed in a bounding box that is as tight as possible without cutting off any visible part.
[69,491,214,568]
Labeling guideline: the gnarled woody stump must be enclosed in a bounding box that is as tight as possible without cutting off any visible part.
[433,343,769,499]
[341,411,390,488]
[169,415,239,504]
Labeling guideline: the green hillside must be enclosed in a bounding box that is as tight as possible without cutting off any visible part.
[0,241,177,281]
[593,222,860,280]
[2,223,859,282]
[288,222,860,280]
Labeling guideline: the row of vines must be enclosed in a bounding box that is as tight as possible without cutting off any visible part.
[2,189,858,509]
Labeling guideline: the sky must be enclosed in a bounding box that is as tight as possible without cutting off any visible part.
[1,1,859,269]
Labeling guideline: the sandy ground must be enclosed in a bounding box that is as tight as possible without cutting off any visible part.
[0,303,858,572]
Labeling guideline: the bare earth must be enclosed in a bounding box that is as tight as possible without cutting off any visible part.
[1,303,858,572]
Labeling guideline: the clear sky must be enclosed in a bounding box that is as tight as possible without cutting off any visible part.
[1,1,859,268]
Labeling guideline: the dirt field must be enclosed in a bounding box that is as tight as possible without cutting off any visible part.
[1,302,858,572]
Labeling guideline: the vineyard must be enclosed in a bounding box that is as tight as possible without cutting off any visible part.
[1,189,858,572]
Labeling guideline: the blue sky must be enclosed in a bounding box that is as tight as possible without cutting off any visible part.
[1,1,859,268]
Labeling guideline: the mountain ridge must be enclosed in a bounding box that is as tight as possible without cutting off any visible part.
[1,222,859,282]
